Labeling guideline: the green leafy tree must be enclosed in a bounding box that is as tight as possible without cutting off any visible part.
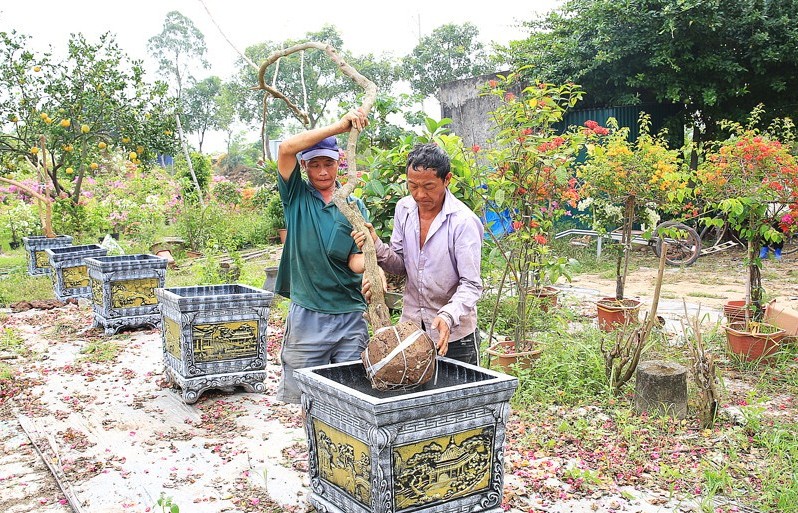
[0,30,176,207]
[147,11,209,99]
[506,0,798,156]
[182,76,223,152]
[216,81,239,154]
[400,23,494,99]
[174,151,211,204]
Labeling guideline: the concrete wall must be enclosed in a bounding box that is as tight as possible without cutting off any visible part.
[437,72,510,153]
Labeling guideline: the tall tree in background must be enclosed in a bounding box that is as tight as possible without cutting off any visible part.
[147,11,209,100]
[182,76,223,153]
[505,0,798,150]
[216,82,239,155]
[400,23,495,100]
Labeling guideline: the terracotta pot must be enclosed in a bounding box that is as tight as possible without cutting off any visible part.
[724,322,786,362]
[278,228,287,244]
[485,339,541,373]
[530,286,559,313]
[723,300,751,324]
[596,297,641,332]
[765,300,798,337]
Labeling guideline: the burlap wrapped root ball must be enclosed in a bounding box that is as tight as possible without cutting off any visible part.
[361,321,437,391]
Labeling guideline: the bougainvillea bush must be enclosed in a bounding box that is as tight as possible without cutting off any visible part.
[577,114,691,299]
[696,106,798,319]
[478,70,587,348]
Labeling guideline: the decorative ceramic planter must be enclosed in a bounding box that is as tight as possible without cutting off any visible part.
[596,297,642,331]
[85,254,169,335]
[22,235,73,276]
[723,321,786,362]
[155,284,273,404]
[485,339,541,373]
[294,358,518,513]
[45,244,108,301]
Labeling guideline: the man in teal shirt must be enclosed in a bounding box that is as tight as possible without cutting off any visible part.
[274,109,370,404]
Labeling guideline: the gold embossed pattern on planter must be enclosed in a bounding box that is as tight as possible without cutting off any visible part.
[110,277,160,308]
[164,317,181,358]
[393,426,494,509]
[192,320,259,362]
[62,265,89,289]
[313,418,371,506]
[35,250,50,268]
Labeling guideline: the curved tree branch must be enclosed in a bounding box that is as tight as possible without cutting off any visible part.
[256,42,387,329]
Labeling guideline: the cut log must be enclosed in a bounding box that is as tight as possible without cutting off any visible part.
[634,360,688,419]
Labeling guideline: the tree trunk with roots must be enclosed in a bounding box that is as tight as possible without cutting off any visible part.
[255,43,389,330]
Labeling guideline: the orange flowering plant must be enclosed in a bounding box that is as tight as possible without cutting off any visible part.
[696,106,798,321]
[576,114,690,300]
[478,70,587,348]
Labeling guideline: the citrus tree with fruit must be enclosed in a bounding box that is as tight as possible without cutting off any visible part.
[0,30,177,234]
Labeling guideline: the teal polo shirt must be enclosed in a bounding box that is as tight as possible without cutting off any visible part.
[274,164,369,314]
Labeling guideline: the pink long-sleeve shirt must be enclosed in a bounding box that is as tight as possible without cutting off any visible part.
[375,189,484,342]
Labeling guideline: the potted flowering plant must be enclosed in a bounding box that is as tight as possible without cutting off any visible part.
[577,114,690,329]
[478,70,586,362]
[695,106,798,358]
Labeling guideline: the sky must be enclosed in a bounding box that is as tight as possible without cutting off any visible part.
[1,0,562,152]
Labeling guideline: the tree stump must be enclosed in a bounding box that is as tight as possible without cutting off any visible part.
[634,360,687,419]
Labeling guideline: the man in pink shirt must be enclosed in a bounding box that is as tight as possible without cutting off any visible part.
[352,143,484,364]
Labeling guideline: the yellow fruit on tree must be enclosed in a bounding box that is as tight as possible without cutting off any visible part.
[98,141,107,149]
[39,113,48,120]
[33,65,41,72]
[44,117,53,124]
[121,136,131,144]
[136,145,144,154]
[30,147,39,154]
[63,144,73,152]
[65,167,74,174]
[90,162,99,170]
[60,119,71,128]
[129,151,138,160]
[81,124,90,133]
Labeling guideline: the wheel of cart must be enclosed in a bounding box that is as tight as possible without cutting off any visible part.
[781,232,798,256]
[651,220,701,266]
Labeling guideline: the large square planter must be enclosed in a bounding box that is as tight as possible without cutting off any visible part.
[294,358,519,513]
[22,235,73,276]
[85,254,169,335]
[155,284,274,404]
[45,244,108,301]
